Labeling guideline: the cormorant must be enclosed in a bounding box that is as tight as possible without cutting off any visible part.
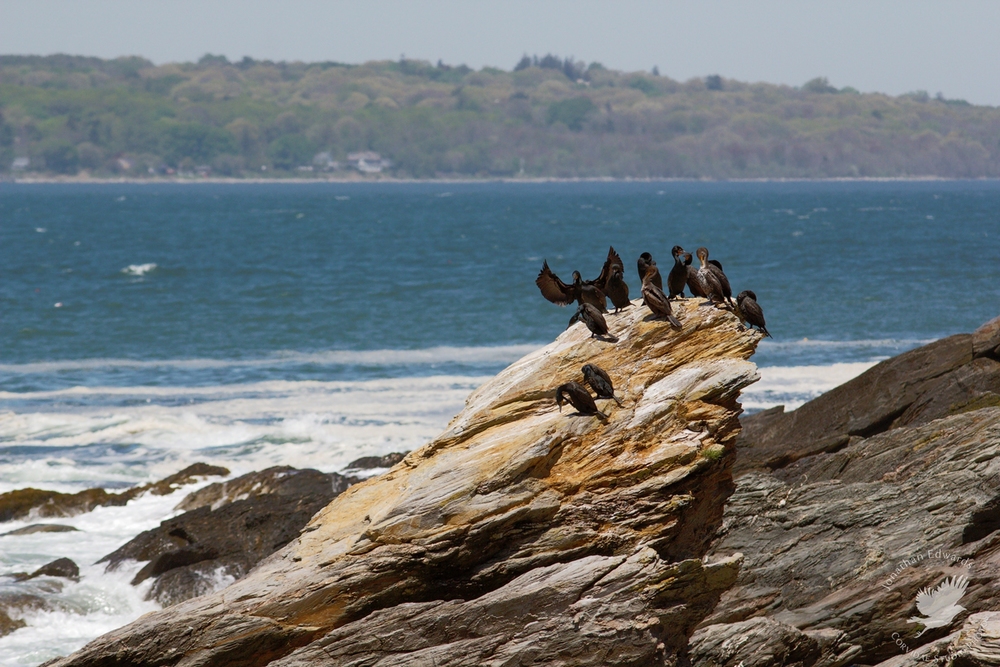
[568,303,615,340]
[582,364,623,406]
[637,252,663,290]
[579,279,608,313]
[641,265,682,328]
[667,245,688,300]
[593,246,624,289]
[555,381,608,419]
[702,249,735,307]
[684,252,707,298]
[604,265,631,312]
[693,247,727,307]
[536,259,608,312]
[737,290,771,337]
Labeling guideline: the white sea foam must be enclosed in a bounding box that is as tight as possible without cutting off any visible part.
[742,361,878,411]
[757,337,931,351]
[0,345,541,374]
[0,490,194,664]
[119,263,157,277]
[0,375,488,493]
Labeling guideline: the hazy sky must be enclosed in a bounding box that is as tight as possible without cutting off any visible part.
[3,0,999,105]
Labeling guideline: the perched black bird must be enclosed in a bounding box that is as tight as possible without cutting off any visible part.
[579,279,608,313]
[604,265,631,312]
[593,246,624,290]
[692,247,727,307]
[568,303,615,340]
[582,364,623,407]
[737,290,771,337]
[641,265,682,328]
[536,260,608,312]
[667,245,688,300]
[637,252,663,290]
[701,248,735,307]
[684,252,707,298]
[555,381,608,419]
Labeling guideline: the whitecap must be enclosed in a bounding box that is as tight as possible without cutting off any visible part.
[742,361,878,412]
[120,263,157,277]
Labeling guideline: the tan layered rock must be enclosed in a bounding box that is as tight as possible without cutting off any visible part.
[45,299,760,667]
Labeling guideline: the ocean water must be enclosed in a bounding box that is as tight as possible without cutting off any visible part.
[0,180,998,663]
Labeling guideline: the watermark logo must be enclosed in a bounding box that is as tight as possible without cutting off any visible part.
[884,548,978,657]
[906,574,969,638]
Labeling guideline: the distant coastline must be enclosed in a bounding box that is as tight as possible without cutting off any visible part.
[3,54,1000,182]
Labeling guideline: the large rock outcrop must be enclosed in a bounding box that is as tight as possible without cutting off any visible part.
[46,299,760,667]
[695,315,1000,665]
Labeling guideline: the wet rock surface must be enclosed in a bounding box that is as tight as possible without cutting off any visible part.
[695,314,1000,665]
[101,467,356,607]
[1,524,78,536]
[0,559,82,631]
[7,558,80,582]
[0,609,25,637]
[47,299,761,667]
[0,463,229,523]
[343,451,408,472]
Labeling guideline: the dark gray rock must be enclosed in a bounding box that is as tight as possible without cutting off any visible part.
[30,558,79,580]
[6,558,80,582]
[343,451,407,471]
[0,463,228,523]
[1,524,78,536]
[174,465,356,512]
[973,314,1000,360]
[700,314,1000,664]
[737,325,1000,473]
[101,466,355,606]
[0,609,25,637]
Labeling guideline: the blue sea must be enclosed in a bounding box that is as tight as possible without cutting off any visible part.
[0,180,998,663]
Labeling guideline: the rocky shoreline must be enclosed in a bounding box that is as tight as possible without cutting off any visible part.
[2,307,998,666]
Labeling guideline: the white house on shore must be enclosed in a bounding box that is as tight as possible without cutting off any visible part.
[312,152,340,171]
[346,151,392,173]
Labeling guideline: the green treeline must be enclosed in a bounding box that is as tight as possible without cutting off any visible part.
[1,53,998,178]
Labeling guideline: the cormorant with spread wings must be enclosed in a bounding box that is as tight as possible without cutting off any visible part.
[535,246,624,313]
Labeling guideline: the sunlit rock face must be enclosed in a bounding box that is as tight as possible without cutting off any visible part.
[47,299,760,667]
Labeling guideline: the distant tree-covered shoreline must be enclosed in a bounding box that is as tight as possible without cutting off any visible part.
[1,53,998,179]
